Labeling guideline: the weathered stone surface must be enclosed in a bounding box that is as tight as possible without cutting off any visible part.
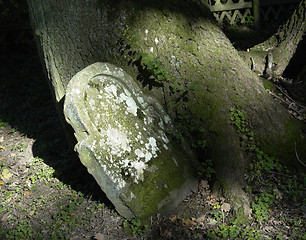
[64,62,198,219]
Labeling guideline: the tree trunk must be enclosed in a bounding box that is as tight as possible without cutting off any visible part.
[240,0,306,76]
[27,0,306,215]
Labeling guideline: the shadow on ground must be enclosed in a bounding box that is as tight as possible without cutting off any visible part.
[0,37,113,207]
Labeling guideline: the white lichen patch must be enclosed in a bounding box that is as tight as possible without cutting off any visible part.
[71,88,81,95]
[125,97,138,116]
[135,149,145,158]
[105,84,118,97]
[89,99,95,110]
[106,127,131,155]
[145,152,152,161]
[164,115,171,125]
[170,55,181,68]
[162,134,169,144]
[137,96,144,104]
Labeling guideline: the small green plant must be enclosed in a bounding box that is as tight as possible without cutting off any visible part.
[17,143,25,152]
[210,210,223,221]
[123,217,149,236]
[197,159,215,180]
[122,28,170,84]
[224,10,254,29]
[251,192,275,222]
[173,113,207,150]
[214,224,240,238]
[8,128,15,135]
[5,219,40,240]
[207,224,263,239]
[0,119,8,129]
[230,107,247,133]
[27,157,55,184]
[244,15,255,28]
[230,107,256,151]
[230,107,305,232]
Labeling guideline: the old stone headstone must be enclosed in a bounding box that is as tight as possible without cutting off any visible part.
[64,62,198,219]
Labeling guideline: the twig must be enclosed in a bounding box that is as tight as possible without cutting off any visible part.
[267,90,305,122]
[275,85,294,103]
[295,142,306,168]
[267,171,293,179]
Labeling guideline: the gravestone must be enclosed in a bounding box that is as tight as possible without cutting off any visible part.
[64,62,198,219]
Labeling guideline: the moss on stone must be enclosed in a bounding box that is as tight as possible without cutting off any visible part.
[122,143,195,219]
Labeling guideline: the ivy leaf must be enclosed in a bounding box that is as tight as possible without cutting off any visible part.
[157,74,164,81]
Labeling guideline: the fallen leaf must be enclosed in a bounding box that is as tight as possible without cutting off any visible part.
[206,194,217,201]
[199,180,209,189]
[0,156,6,161]
[0,180,3,186]
[0,213,10,222]
[0,168,13,180]
[221,202,231,212]
[23,191,32,196]
[207,218,218,225]
[169,216,177,222]
[181,218,196,226]
[196,214,206,222]
[0,145,5,151]
[273,188,283,200]
[94,233,105,240]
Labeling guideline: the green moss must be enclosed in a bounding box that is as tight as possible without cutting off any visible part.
[260,78,274,90]
[123,143,197,219]
[260,78,282,95]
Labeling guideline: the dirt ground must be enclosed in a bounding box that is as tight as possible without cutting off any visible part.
[0,25,305,239]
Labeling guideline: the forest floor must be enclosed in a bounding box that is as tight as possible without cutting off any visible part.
[0,26,305,239]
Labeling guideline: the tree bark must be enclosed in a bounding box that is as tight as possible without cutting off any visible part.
[240,0,306,76]
[27,0,306,215]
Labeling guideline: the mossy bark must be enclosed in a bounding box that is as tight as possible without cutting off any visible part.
[27,0,306,215]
